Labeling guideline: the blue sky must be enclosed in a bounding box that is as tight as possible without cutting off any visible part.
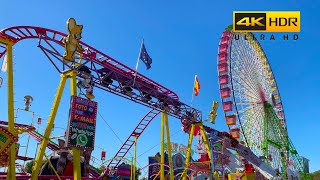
[0,0,319,175]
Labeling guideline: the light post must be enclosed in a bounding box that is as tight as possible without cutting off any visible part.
[14,108,35,167]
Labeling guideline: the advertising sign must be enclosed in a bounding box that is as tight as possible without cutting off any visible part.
[0,126,17,154]
[66,96,97,149]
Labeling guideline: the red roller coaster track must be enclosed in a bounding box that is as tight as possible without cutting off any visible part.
[0,26,201,121]
[0,120,100,178]
[106,109,160,169]
[0,26,202,174]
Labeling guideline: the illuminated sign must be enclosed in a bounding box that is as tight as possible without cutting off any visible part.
[66,96,97,149]
[0,126,17,154]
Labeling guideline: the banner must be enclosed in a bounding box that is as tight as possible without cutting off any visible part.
[211,141,225,171]
[66,96,98,149]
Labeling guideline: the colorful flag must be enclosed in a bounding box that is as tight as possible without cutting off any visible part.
[132,39,152,87]
[193,75,200,96]
[139,41,152,70]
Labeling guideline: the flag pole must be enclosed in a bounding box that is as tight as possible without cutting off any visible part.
[190,75,196,109]
[1,54,8,72]
[132,38,144,87]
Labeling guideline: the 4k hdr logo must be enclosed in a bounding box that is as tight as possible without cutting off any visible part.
[233,11,300,32]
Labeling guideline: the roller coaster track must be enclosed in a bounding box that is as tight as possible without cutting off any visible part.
[0,119,100,177]
[106,108,160,169]
[27,131,59,151]
[0,26,201,123]
[0,26,202,176]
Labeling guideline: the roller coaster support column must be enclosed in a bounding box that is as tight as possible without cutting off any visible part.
[181,124,195,180]
[31,70,78,180]
[160,112,165,180]
[164,113,174,180]
[70,70,82,180]
[198,123,211,158]
[160,112,174,180]
[182,122,211,180]
[0,38,17,180]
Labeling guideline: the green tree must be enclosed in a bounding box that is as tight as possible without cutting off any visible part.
[90,164,104,174]
[25,160,47,174]
[98,164,106,174]
[225,24,233,31]
[25,160,34,174]
[311,170,320,179]
[135,168,141,180]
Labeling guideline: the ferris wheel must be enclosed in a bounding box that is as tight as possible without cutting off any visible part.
[217,29,288,171]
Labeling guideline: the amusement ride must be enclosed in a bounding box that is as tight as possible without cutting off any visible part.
[0,18,311,180]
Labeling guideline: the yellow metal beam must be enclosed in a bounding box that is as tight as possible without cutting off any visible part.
[160,112,165,180]
[31,72,69,179]
[164,113,174,180]
[199,124,211,158]
[6,43,16,180]
[70,70,77,95]
[213,171,219,179]
[72,149,81,179]
[182,124,195,180]
[70,70,82,180]
[44,153,62,180]
[0,37,14,46]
